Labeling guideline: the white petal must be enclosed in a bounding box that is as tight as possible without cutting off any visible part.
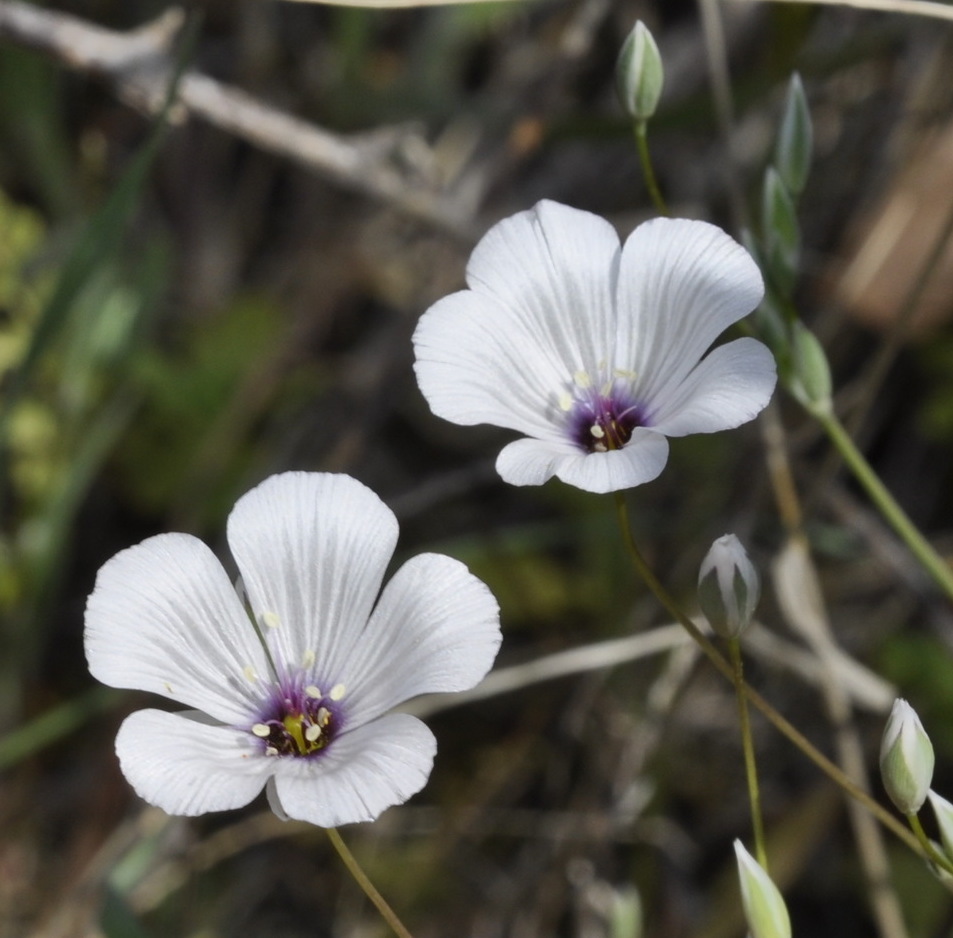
[465,200,622,377]
[555,428,669,493]
[341,554,501,726]
[413,290,568,439]
[226,473,398,682]
[413,201,625,442]
[649,338,777,435]
[115,709,273,816]
[85,533,272,724]
[615,218,764,404]
[496,438,576,486]
[270,714,436,827]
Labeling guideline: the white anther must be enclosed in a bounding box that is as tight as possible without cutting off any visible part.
[573,370,592,389]
[305,685,322,699]
[301,649,316,668]
[262,612,281,629]
[305,724,322,742]
[329,684,346,701]
[590,424,605,439]
[243,666,257,682]
[558,391,573,412]
[318,707,331,726]
[265,746,278,756]
[594,442,608,453]
[252,723,270,737]
[613,368,637,381]
[163,682,173,694]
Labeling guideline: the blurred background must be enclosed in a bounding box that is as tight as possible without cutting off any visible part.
[3,0,953,935]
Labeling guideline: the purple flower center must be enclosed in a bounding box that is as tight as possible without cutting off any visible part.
[251,678,345,758]
[566,383,645,454]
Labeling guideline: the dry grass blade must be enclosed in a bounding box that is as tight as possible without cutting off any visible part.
[733,0,953,22]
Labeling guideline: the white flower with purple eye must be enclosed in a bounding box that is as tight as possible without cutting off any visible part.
[413,200,777,494]
[84,472,501,827]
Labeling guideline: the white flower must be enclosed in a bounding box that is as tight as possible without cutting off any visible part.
[698,533,760,639]
[413,200,776,494]
[84,472,502,827]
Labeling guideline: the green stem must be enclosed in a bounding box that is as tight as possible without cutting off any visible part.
[729,637,768,870]
[611,493,922,857]
[634,120,669,217]
[326,827,415,938]
[812,407,953,602]
[908,812,953,878]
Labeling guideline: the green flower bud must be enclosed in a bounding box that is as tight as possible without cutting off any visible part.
[928,790,953,860]
[785,322,832,412]
[775,73,812,198]
[734,840,791,938]
[616,22,664,122]
[761,167,800,296]
[880,699,934,815]
[698,534,760,639]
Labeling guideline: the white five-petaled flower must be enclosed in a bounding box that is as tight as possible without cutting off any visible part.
[413,200,777,494]
[84,472,502,827]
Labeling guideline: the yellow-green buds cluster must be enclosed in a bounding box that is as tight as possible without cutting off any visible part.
[880,698,934,815]
[698,534,760,639]
[616,22,664,122]
[734,840,791,938]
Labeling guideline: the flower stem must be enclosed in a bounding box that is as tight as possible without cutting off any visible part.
[811,406,953,602]
[326,827,415,938]
[907,812,953,878]
[611,493,923,858]
[728,636,768,870]
[634,120,669,216]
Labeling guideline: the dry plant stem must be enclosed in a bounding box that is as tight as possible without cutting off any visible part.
[728,637,768,869]
[734,0,953,23]
[611,493,922,857]
[812,406,953,601]
[0,2,474,238]
[762,404,909,938]
[326,827,415,938]
[634,121,668,217]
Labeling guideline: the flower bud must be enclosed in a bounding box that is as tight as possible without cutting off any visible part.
[616,22,664,121]
[698,534,760,639]
[928,791,953,861]
[734,840,791,938]
[775,73,812,198]
[880,699,934,815]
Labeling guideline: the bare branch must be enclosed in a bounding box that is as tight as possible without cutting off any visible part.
[0,2,478,237]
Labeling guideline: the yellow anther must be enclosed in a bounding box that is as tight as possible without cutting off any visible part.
[318,707,331,726]
[305,685,322,699]
[243,666,257,682]
[329,684,346,701]
[252,723,271,737]
[262,612,281,629]
[302,649,316,668]
[590,425,605,439]
[573,370,592,389]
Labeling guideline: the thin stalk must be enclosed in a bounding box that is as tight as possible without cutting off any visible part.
[634,121,669,216]
[908,812,953,878]
[611,493,923,857]
[813,407,953,602]
[729,637,767,869]
[326,827,415,938]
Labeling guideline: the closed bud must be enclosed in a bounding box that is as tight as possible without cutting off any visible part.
[775,73,812,197]
[785,322,832,413]
[616,22,664,121]
[928,791,953,861]
[880,699,934,815]
[734,840,791,938]
[698,534,760,639]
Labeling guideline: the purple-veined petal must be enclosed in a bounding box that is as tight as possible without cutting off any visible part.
[466,200,622,377]
[269,713,436,827]
[85,533,271,724]
[649,338,777,436]
[227,473,397,684]
[115,709,273,816]
[555,428,670,493]
[342,553,501,726]
[616,218,764,403]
